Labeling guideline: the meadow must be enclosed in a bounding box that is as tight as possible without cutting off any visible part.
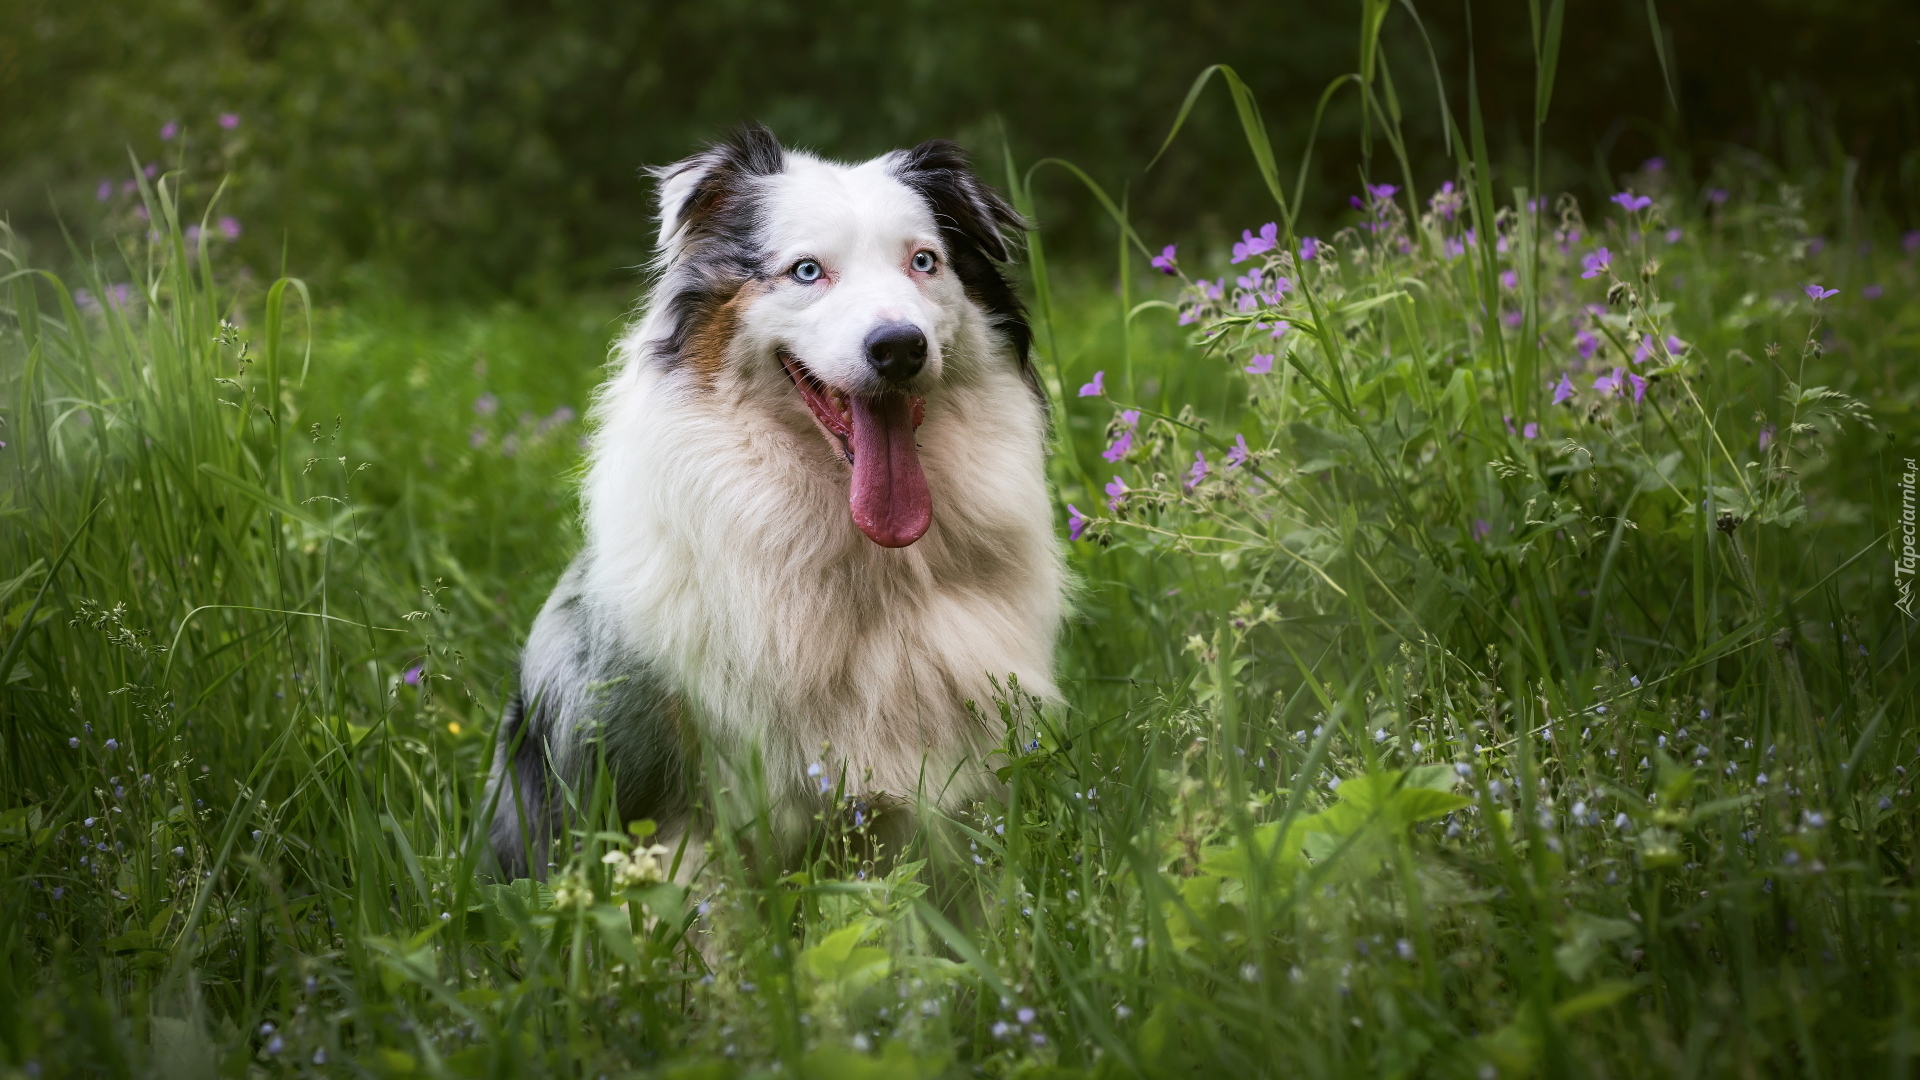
[4,36,1920,1080]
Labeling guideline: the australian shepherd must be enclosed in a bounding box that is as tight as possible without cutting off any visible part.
[487,125,1065,879]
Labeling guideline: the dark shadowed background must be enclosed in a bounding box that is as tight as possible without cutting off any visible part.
[3,0,1915,295]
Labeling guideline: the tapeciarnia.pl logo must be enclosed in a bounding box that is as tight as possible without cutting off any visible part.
[1899,457,1917,619]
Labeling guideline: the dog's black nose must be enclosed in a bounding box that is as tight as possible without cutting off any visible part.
[864,322,927,385]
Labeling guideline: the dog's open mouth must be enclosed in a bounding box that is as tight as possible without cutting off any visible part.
[778,349,930,548]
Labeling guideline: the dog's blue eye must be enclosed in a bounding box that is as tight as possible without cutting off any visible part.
[912,250,937,273]
[791,259,822,283]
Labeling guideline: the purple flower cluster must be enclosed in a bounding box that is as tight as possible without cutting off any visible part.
[1610,191,1653,213]
[1231,223,1278,264]
[1184,452,1209,490]
[1102,409,1140,462]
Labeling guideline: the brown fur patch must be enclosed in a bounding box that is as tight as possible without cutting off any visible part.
[681,282,760,387]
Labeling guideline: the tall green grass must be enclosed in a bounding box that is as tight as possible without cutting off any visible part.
[4,19,1919,1080]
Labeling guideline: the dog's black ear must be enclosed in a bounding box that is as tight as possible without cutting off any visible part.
[893,139,1027,264]
[893,140,1034,368]
[648,123,786,258]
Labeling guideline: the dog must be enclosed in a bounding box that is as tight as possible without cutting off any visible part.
[486,125,1065,880]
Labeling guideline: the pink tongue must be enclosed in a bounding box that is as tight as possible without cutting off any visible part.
[848,392,931,547]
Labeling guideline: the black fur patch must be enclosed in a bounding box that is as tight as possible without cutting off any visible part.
[891,140,1038,398]
[649,124,787,374]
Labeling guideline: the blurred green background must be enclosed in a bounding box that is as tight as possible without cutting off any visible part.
[3,0,1917,295]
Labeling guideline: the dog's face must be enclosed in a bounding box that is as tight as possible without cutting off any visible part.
[646,126,1035,549]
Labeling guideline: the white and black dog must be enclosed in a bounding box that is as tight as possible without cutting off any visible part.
[487,126,1065,878]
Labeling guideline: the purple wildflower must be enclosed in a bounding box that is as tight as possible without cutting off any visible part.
[1101,430,1133,462]
[160,121,179,141]
[1226,434,1250,469]
[1350,195,1365,210]
[1299,236,1320,261]
[1665,228,1682,243]
[469,428,487,449]
[1150,245,1178,275]
[1504,415,1518,436]
[1664,335,1685,355]
[1553,373,1576,405]
[1268,320,1290,339]
[95,180,112,201]
[1443,236,1466,260]
[1863,284,1883,300]
[1593,366,1625,396]
[1627,371,1648,404]
[219,112,240,130]
[1230,223,1278,264]
[1806,236,1826,257]
[1503,310,1523,328]
[404,665,423,686]
[1758,425,1774,452]
[1499,270,1518,290]
[473,393,500,416]
[1244,353,1274,375]
[1078,371,1105,397]
[1235,267,1264,291]
[1581,247,1612,280]
[1066,504,1089,541]
[1904,230,1920,254]
[1643,156,1666,173]
[1634,336,1654,364]
[217,216,241,240]
[1185,452,1208,490]
[1610,191,1653,212]
[1803,283,1838,301]
[1522,422,1540,440]
[1708,188,1730,206]
[1367,182,1398,202]
[1105,476,1128,511]
[143,163,157,179]
[1472,518,1492,542]
[1575,329,1599,359]
[1118,408,1140,428]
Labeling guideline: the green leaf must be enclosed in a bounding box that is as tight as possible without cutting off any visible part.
[1553,913,1638,980]
[802,918,891,993]
[590,904,644,969]
[1553,979,1638,1020]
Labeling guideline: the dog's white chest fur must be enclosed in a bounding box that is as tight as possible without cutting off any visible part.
[581,340,1062,816]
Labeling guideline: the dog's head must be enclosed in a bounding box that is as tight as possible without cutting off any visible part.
[643,125,1035,549]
